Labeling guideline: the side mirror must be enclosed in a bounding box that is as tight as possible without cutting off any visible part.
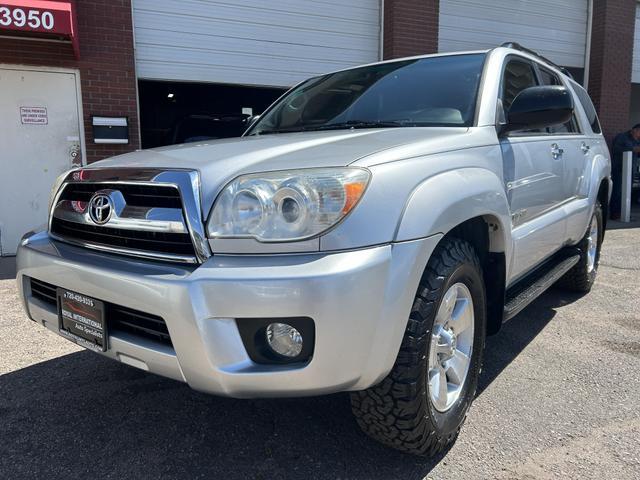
[245,114,261,126]
[501,86,573,134]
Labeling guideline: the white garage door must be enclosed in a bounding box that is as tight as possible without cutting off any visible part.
[439,0,589,68]
[133,0,381,87]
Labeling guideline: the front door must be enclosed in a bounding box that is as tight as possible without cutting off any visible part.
[0,67,82,255]
[499,57,568,282]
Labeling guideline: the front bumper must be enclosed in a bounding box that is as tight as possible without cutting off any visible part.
[17,232,441,398]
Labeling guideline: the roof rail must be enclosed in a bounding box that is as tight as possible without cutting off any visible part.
[499,42,574,79]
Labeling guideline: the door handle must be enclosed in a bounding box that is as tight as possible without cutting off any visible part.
[551,143,564,159]
[581,142,591,154]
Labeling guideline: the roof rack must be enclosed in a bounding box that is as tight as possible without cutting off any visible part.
[500,42,574,79]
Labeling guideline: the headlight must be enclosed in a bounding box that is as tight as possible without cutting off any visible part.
[208,168,370,242]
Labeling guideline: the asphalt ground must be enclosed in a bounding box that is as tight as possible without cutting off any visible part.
[1,223,639,479]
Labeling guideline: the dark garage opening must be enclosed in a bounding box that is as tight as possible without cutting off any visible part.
[138,80,286,149]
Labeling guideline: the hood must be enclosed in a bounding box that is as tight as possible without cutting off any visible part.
[92,127,484,213]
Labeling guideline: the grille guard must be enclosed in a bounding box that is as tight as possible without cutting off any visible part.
[48,168,212,264]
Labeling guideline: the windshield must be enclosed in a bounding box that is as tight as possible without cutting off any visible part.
[247,53,486,135]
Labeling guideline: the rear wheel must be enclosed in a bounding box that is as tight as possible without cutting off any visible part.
[350,238,486,456]
[558,202,603,292]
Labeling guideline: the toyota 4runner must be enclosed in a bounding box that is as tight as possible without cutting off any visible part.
[17,43,611,455]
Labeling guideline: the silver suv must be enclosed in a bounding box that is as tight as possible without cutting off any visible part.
[17,44,610,455]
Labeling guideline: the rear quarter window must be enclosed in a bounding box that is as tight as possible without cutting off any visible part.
[571,82,601,134]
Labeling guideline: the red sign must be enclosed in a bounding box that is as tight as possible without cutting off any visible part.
[0,1,78,58]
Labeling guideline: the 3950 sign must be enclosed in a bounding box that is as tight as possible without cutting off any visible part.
[0,3,72,35]
[0,6,54,29]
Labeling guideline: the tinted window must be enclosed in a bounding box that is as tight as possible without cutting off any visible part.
[572,82,602,134]
[538,68,561,86]
[538,66,578,134]
[502,60,538,110]
[501,59,545,134]
[248,54,486,134]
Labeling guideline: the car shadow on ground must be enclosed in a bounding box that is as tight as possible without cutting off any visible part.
[0,288,585,480]
[477,287,585,397]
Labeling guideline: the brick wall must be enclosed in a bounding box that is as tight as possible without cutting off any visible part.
[383,0,439,59]
[0,0,139,163]
[588,0,636,143]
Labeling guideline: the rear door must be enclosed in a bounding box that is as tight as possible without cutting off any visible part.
[499,57,567,282]
[564,80,604,242]
[535,64,586,219]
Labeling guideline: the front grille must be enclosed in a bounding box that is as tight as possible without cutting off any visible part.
[59,183,182,209]
[28,277,173,348]
[51,218,196,255]
[51,182,197,261]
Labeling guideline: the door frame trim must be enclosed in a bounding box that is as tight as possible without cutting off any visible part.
[0,63,87,167]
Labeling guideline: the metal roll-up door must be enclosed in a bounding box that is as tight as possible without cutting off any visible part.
[439,0,589,69]
[132,0,381,87]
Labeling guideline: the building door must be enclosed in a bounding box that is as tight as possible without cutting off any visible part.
[0,66,82,256]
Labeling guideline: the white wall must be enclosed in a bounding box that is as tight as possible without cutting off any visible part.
[631,3,640,128]
[632,3,640,83]
[132,0,381,87]
[439,0,589,68]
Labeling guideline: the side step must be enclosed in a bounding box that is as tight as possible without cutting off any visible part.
[503,253,580,321]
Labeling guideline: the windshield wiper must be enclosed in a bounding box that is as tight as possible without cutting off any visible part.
[310,120,405,131]
[252,120,405,135]
[252,127,309,135]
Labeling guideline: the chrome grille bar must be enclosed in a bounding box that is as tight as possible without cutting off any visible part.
[49,168,212,264]
[53,200,188,234]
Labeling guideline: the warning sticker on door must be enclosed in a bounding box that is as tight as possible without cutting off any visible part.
[20,106,48,125]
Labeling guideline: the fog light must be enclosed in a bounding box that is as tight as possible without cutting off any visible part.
[265,323,303,358]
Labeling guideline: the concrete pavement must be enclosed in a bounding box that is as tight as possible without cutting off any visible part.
[0,225,639,479]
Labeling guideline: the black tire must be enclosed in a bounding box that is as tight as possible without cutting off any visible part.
[557,202,603,292]
[350,238,486,456]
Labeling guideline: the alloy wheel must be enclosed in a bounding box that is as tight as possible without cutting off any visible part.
[428,282,475,412]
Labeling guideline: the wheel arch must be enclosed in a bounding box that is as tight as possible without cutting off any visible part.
[394,167,511,251]
[394,168,511,334]
[444,216,507,335]
[583,148,611,229]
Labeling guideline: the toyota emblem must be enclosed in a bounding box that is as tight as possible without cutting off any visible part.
[88,193,113,225]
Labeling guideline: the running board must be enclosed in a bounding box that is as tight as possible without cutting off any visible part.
[503,254,580,321]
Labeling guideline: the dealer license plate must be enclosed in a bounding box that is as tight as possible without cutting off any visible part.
[57,288,107,352]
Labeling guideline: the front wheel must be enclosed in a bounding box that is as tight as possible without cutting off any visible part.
[350,238,486,456]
